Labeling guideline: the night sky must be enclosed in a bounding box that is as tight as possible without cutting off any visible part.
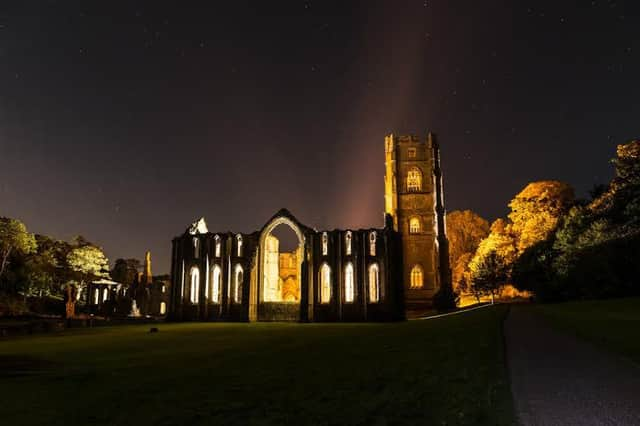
[1,1,638,273]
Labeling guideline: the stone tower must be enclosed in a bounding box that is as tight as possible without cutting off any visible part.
[143,251,153,285]
[384,133,450,312]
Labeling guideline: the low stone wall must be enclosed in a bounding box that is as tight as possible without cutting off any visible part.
[0,319,65,338]
[258,302,300,321]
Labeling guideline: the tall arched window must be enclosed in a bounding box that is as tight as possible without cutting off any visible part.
[320,263,331,303]
[344,262,354,303]
[190,266,200,304]
[160,302,166,315]
[102,288,109,302]
[193,237,200,258]
[205,255,210,301]
[93,289,99,305]
[236,235,243,257]
[369,231,376,256]
[345,231,352,255]
[180,260,185,298]
[407,168,422,192]
[233,264,243,303]
[368,263,380,303]
[409,217,421,234]
[410,265,424,289]
[214,235,221,258]
[211,265,221,303]
[321,232,328,256]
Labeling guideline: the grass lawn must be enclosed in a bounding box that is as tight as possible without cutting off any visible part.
[537,297,640,364]
[0,306,513,426]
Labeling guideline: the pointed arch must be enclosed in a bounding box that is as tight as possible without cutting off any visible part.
[368,263,380,303]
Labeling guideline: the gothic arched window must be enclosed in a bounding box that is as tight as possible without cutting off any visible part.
[160,302,166,315]
[410,265,424,289]
[322,232,328,256]
[407,168,422,192]
[368,263,380,303]
[234,264,243,303]
[193,237,200,258]
[214,235,221,258]
[344,262,355,303]
[211,265,221,303]
[409,217,421,234]
[345,231,352,256]
[320,263,331,303]
[369,231,376,256]
[190,266,200,304]
[236,234,243,257]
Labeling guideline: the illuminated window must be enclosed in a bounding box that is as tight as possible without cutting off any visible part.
[345,231,352,255]
[369,231,376,256]
[161,285,166,293]
[234,264,243,303]
[102,288,109,302]
[409,217,421,234]
[214,235,221,258]
[410,265,424,289]
[93,289,99,305]
[320,263,331,303]
[407,168,422,192]
[408,147,417,158]
[212,265,221,303]
[190,266,200,304]
[180,260,185,298]
[344,262,354,303]
[193,237,200,258]
[322,232,328,256]
[369,263,380,303]
[236,235,243,257]
[160,302,166,315]
[205,256,210,300]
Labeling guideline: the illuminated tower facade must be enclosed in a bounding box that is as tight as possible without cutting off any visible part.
[384,133,450,312]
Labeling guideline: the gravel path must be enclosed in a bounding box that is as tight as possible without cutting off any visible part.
[504,305,640,426]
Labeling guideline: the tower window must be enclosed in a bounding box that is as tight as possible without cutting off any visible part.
[345,262,355,303]
[410,265,424,289]
[409,217,421,234]
[322,232,328,256]
[407,168,422,192]
[345,231,352,256]
[369,231,376,256]
[320,263,331,303]
[408,147,417,158]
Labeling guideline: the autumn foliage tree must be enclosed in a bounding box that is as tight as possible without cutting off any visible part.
[445,210,490,293]
[468,181,575,299]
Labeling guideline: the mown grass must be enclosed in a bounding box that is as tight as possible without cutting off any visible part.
[0,306,514,426]
[537,297,640,364]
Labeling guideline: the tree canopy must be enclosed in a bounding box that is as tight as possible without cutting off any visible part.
[0,217,37,287]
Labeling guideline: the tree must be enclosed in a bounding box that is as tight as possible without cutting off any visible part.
[64,244,109,317]
[508,180,575,253]
[0,217,37,288]
[445,210,490,292]
[22,235,72,298]
[468,251,509,302]
[111,258,141,286]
